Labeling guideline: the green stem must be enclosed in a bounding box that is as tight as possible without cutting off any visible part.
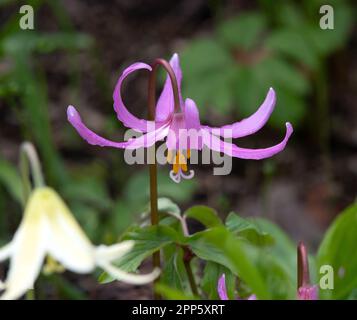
[147,59,180,299]
[19,142,45,204]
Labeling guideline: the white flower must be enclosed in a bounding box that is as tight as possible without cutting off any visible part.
[0,187,159,300]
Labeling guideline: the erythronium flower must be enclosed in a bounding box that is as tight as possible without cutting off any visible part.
[67,53,293,183]
[217,274,257,300]
[0,187,159,300]
[297,242,318,300]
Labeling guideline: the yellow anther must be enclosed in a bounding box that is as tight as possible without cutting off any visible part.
[181,162,188,172]
[173,162,180,174]
[170,150,190,174]
[187,149,191,159]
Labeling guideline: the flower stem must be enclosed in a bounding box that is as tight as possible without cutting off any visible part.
[183,247,198,296]
[297,241,310,288]
[147,58,180,299]
[19,142,45,204]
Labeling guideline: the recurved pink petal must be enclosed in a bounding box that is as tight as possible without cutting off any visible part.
[205,88,276,138]
[202,122,293,159]
[67,105,169,149]
[125,124,170,149]
[67,105,127,148]
[217,274,229,300]
[155,53,183,122]
[113,62,155,132]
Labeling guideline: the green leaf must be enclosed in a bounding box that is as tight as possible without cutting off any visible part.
[11,54,68,187]
[217,13,267,50]
[0,158,23,204]
[161,245,187,291]
[2,32,93,55]
[276,2,306,28]
[257,57,310,95]
[347,289,357,300]
[229,217,296,299]
[317,203,357,299]
[254,251,296,299]
[253,218,296,281]
[184,205,222,228]
[124,170,197,204]
[99,225,180,283]
[304,2,353,55]
[266,29,318,69]
[181,38,236,116]
[157,197,181,219]
[142,198,182,223]
[64,175,112,210]
[201,261,235,299]
[155,283,197,300]
[270,87,306,128]
[70,203,101,241]
[187,227,270,299]
[233,67,306,128]
[225,212,274,246]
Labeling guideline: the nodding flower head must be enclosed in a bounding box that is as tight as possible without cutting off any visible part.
[0,187,159,300]
[67,53,293,183]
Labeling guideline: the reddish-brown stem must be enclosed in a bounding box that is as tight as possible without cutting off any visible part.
[148,58,180,116]
[147,58,180,299]
[183,247,198,296]
[297,241,310,289]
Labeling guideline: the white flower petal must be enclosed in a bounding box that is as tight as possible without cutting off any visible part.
[0,243,12,292]
[95,241,134,263]
[45,192,95,273]
[0,243,12,262]
[98,262,160,285]
[0,209,47,300]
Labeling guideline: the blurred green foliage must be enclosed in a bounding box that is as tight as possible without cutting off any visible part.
[0,0,199,298]
[180,0,353,129]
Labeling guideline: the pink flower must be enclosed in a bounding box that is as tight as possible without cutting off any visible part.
[298,285,318,300]
[67,54,293,182]
[218,274,256,300]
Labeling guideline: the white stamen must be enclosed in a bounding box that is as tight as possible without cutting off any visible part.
[181,169,195,180]
[169,169,195,183]
[169,170,181,183]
